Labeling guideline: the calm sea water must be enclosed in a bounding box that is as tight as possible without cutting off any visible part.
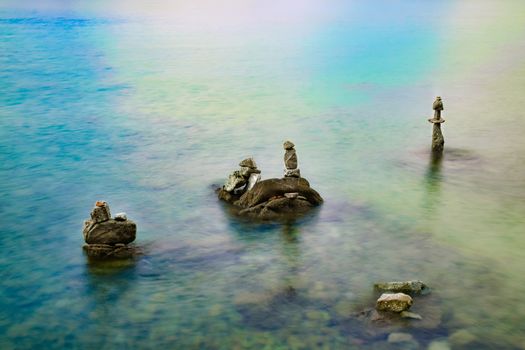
[1,1,525,349]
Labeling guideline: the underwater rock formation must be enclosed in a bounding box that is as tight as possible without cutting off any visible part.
[82,202,138,258]
[374,280,430,295]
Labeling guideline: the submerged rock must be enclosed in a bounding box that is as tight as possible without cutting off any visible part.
[428,340,451,350]
[374,280,430,295]
[376,293,413,312]
[387,332,415,343]
[400,311,422,320]
[448,329,477,347]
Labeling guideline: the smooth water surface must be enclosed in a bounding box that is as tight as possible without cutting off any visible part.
[1,1,525,348]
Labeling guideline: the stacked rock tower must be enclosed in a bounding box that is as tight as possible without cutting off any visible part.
[428,96,445,153]
[82,201,137,258]
[283,141,300,178]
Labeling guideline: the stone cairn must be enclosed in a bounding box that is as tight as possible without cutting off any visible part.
[216,143,323,220]
[428,96,445,153]
[82,201,137,259]
[223,157,261,194]
[283,140,300,178]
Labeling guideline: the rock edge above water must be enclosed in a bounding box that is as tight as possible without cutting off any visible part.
[217,177,323,221]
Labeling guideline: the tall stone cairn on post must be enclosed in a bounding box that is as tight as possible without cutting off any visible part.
[428,96,445,153]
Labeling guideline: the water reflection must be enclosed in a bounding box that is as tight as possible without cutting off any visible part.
[219,195,321,241]
[423,151,444,212]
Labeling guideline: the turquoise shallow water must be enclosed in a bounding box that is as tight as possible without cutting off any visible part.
[1,1,525,349]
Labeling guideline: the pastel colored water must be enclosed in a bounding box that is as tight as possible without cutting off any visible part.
[1,1,525,349]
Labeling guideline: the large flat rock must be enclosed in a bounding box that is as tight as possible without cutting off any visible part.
[235,177,323,209]
[83,219,136,245]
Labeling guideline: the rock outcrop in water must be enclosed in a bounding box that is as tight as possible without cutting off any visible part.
[82,201,138,258]
[376,293,413,312]
[217,142,323,220]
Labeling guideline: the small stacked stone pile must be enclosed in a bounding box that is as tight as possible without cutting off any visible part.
[283,141,300,178]
[82,201,137,258]
[223,157,261,194]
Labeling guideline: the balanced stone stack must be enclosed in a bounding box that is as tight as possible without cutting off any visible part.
[217,142,323,220]
[283,140,300,178]
[428,96,445,153]
[82,201,137,259]
[223,157,261,194]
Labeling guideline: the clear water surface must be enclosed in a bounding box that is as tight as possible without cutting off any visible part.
[1,1,525,349]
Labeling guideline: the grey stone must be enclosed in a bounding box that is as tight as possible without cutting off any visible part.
[374,280,430,295]
[283,140,295,150]
[388,332,415,343]
[284,168,301,178]
[83,219,136,245]
[90,202,111,223]
[223,170,247,192]
[427,340,451,350]
[400,311,423,320]
[239,157,257,168]
[376,293,413,312]
[433,96,444,120]
[114,212,127,221]
[246,172,261,191]
[284,148,298,170]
